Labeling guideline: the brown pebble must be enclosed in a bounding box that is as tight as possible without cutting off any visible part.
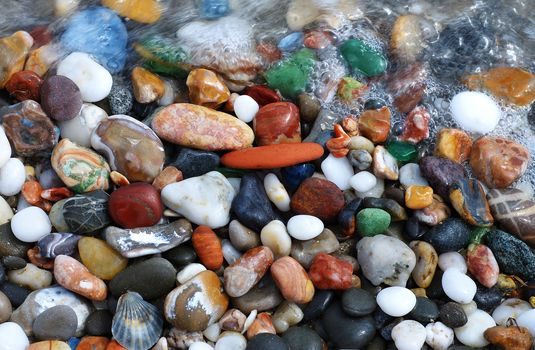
[484,325,533,350]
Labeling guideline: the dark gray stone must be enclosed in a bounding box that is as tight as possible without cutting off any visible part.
[473,285,503,312]
[342,288,376,317]
[322,302,376,349]
[419,156,467,199]
[302,289,334,322]
[85,309,113,336]
[63,190,110,234]
[282,326,323,350]
[0,223,32,258]
[0,281,30,307]
[422,218,471,253]
[108,77,133,115]
[408,297,439,324]
[246,333,288,350]
[172,148,220,178]
[2,256,26,270]
[485,229,535,280]
[162,245,197,266]
[232,275,283,314]
[33,305,78,341]
[439,302,467,328]
[37,233,80,258]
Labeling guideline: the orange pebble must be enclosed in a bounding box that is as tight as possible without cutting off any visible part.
[192,225,224,270]
[405,185,434,210]
[76,336,110,350]
[326,124,350,158]
[246,312,276,339]
[358,106,391,143]
[21,180,43,205]
[41,187,74,201]
[28,247,54,270]
[105,340,128,350]
[221,143,324,170]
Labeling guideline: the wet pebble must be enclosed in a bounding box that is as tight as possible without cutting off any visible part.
[281,326,323,350]
[33,305,78,341]
[322,302,376,349]
[342,288,376,317]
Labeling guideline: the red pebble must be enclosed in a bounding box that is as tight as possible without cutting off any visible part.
[41,187,74,201]
[399,106,430,144]
[192,225,224,270]
[253,102,301,146]
[467,243,499,288]
[29,26,53,48]
[256,42,282,62]
[244,85,281,106]
[108,183,163,229]
[304,30,334,49]
[308,253,353,290]
[5,70,43,102]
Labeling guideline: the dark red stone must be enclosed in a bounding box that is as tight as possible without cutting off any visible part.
[291,177,345,222]
[29,26,53,48]
[108,183,163,229]
[5,70,43,102]
[304,30,335,49]
[40,75,83,121]
[244,85,281,106]
[387,63,428,113]
[253,102,301,146]
[308,253,353,290]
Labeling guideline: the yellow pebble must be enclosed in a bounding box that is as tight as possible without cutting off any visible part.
[405,185,434,210]
[411,288,427,298]
[102,0,163,24]
[78,237,128,280]
[24,165,35,178]
[131,66,165,104]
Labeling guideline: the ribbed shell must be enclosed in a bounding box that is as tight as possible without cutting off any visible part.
[112,291,163,350]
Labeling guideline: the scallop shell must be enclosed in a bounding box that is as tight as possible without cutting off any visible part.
[112,291,163,350]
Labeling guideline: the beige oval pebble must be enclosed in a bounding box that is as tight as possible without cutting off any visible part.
[0,291,12,323]
[8,263,52,290]
[260,220,291,259]
[410,241,438,289]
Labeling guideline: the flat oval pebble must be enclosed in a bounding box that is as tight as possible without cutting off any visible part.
[54,255,107,301]
[517,309,535,336]
[350,171,377,192]
[245,333,288,350]
[10,206,51,242]
[40,75,83,121]
[376,286,417,317]
[264,173,291,212]
[442,268,477,304]
[108,182,163,229]
[78,237,128,280]
[438,251,467,273]
[33,305,78,341]
[342,288,376,317]
[0,158,25,196]
[491,298,532,326]
[286,215,324,240]
[260,220,292,258]
[450,91,500,134]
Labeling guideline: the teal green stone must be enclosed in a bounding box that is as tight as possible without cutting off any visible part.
[135,38,190,77]
[265,48,316,98]
[386,140,417,163]
[357,208,391,237]
[340,39,387,77]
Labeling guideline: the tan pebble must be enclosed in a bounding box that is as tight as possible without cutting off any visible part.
[152,166,183,191]
[270,256,314,304]
[132,66,165,104]
[409,241,438,288]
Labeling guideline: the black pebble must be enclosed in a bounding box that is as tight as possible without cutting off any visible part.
[408,297,439,324]
[0,282,30,307]
[379,318,402,341]
[342,288,377,317]
[322,302,376,349]
[473,285,503,312]
[404,216,428,240]
[364,99,386,110]
[426,269,446,300]
[422,218,471,253]
[2,256,26,270]
[246,333,289,350]
[108,78,133,115]
[162,245,197,267]
[85,309,113,336]
[302,289,334,322]
[282,326,323,350]
[172,148,220,178]
[439,302,467,328]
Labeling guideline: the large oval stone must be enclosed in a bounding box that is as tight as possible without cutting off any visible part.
[419,156,467,199]
[253,102,301,146]
[78,237,128,281]
[290,177,344,222]
[151,103,254,151]
[108,183,163,229]
[91,115,164,183]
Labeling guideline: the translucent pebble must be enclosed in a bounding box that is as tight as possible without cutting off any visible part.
[321,154,354,190]
[454,309,495,347]
[491,298,532,326]
[349,171,377,193]
[450,91,501,134]
[438,252,467,273]
[442,268,476,304]
[234,95,259,123]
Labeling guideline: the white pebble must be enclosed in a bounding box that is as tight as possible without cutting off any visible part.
[0,158,25,196]
[234,95,259,123]
[376,286,417,317]
[176,263,206,284]
[349,171,377,193]
[260,220,292,258]
[0,196,13,225]
[57,52,113,102]
[425,322,454,350]
[203,323,221,343]
[242,310,257,334]
[442,268,476,304]
[11,206,52,243]
[0,322,29,350]
[450,91,501,134]
[286,215,324,240]
[321,154,354,190]
[59,103,108,148]
[517,309,535,336]
[264,173,291,212]
[355,177,384,198]
[54,0,80,16]
[221,239,242,265]
[392,320,426,350]
[215,331,247,350]
[492,298,532,326]
[454,309,496,348]
[438,251,467,273]
[159,79,178,106]
[399,163,429,187]
[189,342,214,350]
[0,127,11,169]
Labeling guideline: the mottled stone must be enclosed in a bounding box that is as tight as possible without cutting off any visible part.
[254,102,301,146]
[186,68,230,109]
[358,106,391,143]
[435,128,472,163]
[0,223,31,258]
[224,246,274,298]
[422,218,471,253]
[78,237,128,280]
[485,229,535,281]
[414,194,451,226]
[484,325,533,350]
[450,179,494,227]
[232,275,283,314]
[152,166,183,191]
[410,241,438,289]
[32,305,77,341]
[5,70,43,102]
[271,256,314,304]
[290,177,344,222]
[54,255,107,301]
[0,31,33,88]
[62,191,110,234]
[419,156,467,199]
[399,106,430,144]
[309,253,352,290]
[40,75,83,121]
[390,14,424,63]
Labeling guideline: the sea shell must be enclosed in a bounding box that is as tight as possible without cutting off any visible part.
[112,291,163,350]
[51,139,110,193]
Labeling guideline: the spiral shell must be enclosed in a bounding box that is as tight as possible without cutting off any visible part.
[112,291,163,350]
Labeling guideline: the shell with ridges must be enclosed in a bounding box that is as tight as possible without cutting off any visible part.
[112,291,163,350]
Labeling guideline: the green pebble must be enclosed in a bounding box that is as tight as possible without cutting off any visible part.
[386,140,417,163]
[340,39,387,77]
[357,208,391,237]
[265,48,316,98]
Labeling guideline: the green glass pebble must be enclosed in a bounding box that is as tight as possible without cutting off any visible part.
[387,140,417,163]
[134,37,190,77]
[340,39,387,77]
[357,208,391,237]
[265,48,316,98]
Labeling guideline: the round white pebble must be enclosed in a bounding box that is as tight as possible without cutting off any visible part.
[203,323,221,343]
[454,309,496,348]
[355,177,384,199]
[438,251,467,273]
[0,158,25,196]
[399,163,429,187]
[176,263,206,284]
[450,91,501,134]
[11,206,52,243]
[234,95,259,123]
[517,309,535,336]
[376,286,417,317]
[0,322,29,350]
[349,171,377,193]
[260,220,292,258]
[0,127,11,169]
[442,268,476,304]
[425,322,454,350]
[287,215,324,240]
[215,331,247,350]
[264,173,291,212]
[189,342,214,350]
[59,103,108,147]
[392,320,426,350]
[492,298,532,326]
[321,154,354,190]
[57,52,113,102]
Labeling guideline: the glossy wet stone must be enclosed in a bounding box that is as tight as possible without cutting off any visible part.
[172,148,219,179]
[37,233,80,258]
[265,49,315,98]
[290,177,344,222]
[78,237,128,280]
[5,70,43,102]
[62,191,110,234]
[449,179,494,227]
[342,288,376,317]
[419,156,467,199]
[0,31,34,88]
[282,326,323,350]
[254,102,301,146]
[108,183,163,229]
[340,39,387,77]
[422,218,471,253]
[358,106,391,143]
[387,63,427,113]
[0,223,32,258]
[186,68,230,109]
[435,128,472,163]
[322,302,376,348]
[281,163,315,193]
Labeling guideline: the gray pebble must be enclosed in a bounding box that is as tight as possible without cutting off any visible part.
[33,305,78,340]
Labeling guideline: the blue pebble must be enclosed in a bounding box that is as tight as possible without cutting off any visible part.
[199,0,230,19]
[281,163,315,192]
[61,7,128,74]
[67,337,80,350]
[277,32,304,52]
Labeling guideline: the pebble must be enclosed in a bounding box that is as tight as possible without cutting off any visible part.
[485,229,535,280]
[392,320,427,350]
[492,298,532,326]
[309,253,352,290]
[7,263,52,290]
[405,185,434,210]
[425,322,454,350]
[291,177,344,222]
[5,70,43,102]
[246,312,276,338]
[234,95,259,123]
[40,75,83,121]
[409,296,439,324]
[517,309,535,336]
[176,263,206,284]
[342,288,376,317]
[282,326,323,350]
[350,171,377,192]
[0,158,25,196]
[286,215,324,240]
[108,183,163,229]
[37,233,79,258]
[0,31,33,88]
[58,103,107,148]
[357,208,391,237]
[187,68,229,109]
[78,230,130,279]
[484,325,534,350]
[419,156,467,199]
[320,154,354,190]
[0,291,11,323]
[322,302,376,349]
[373,145,399,180]
[33,305,78,340]
[162,171,235,229]
[102,0,163,23]
[271,256,314,304]
[442,268,477,304]
[410,241,438,289]
[0,322,29,350]
[254,102,301,146]
[340,39,387,77]
[232,275,283,314]
[450,91,501,134]
[190,342,214,350]
[435,128,473,163]
[438,251,467,273]
[228,220,261,252]
[172,148,219,179]
[422,217,471,253]
[11,206,51,243]
[348,149,373,170]
[0,127,11,169]
[263,173,291,212]
[358,106,391,143]
[260,220,292,259]
[85,310,113,336]
[245,333,287,350]
[224,246,273,298]
[376,287,417,317]
[290,228,339,268]
[54,255,107,301]
[245,85,281,106]
[192,225,224,270]
[61,191,110,234]
[454,309,496,347]
[28,340,71,350]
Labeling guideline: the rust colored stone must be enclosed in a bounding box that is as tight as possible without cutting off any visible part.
[387,63,428,113]
[5,70,43,102]
[291,177,345,222]
[484,325,533,350]
[40,187,74,202]
[192,225,224,270]
[29,26,53,48]
[105,340,127,350]
[326,124,351,157]
[21,180,43,205]
[244,85,281,106]
[304,30,334,49]
[54,255,108,301]
[358,106,391,143]
[108,183,163,229]
[254,102,301,146]
[271,256,315,304]
[435,128,473,163]
[131,66,165,104]
[399,106,430,144]
[246,312,276,339]
[152,166,183,191]
[224,246,274,297]
[27,247,53,270]
[186,68,230,109]
[76,336,110,350]
[308,253,353,290]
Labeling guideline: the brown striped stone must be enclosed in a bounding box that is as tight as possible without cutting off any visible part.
[487,188,535,248]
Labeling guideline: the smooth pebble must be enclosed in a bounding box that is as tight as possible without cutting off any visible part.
[517,309,535,336]
[391,320,426,350]
[450,91,500,134]
[0,127,11,169]
[190,342,214,350]
[438,252,467,273]
[176,263,206,284]
[264,173,291,212]
[58,103,108,148]
[234,95,259,123]
[349,171,377,193]
[425,322,454,350]
[215,331,247,350]
[0,158,25,196]
[454,309,496,347]
[399,163,429,187]
[491,298,532,326]
[0,322,29,350]
[286,215,324,240]
[260,220,291,258]
[376,286,416,317]
[11,206,52,243]
[442,268,476,304]
[321,154,354,190]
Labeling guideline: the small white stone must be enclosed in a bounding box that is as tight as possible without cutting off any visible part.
[59,103,108,148]
[450,91,501,134]
[438,252,467,273]
[0,158,25,196]
[492,298,532,326]
[454,309,496,348]
[221,239,242,265]
[0,196,13,225]
[321,154,354,190]
[517,309,535,336]
[392,320,427,350]
[355,177,385,198]
[376,286,417,317]
[54,0,80,16]
[10,206,52,243]
[260,220,292,258]
[203,323,221,343]
[399,163,429,187]
[349,171,377,193]
[158,79,178,107]
[263,173,291,212]
[425,322,454,350]
[460,301,477,317]
[57,52,113,102]
[0,322,29,350]
[442,268,476,304]
[176,263,206,284]
[215,331,247,350]
[234,95,259,123]
[189,342,214,350]
[242,310,257,334]
[0,127,11,169]
[286,215,324,240]
[7,263,53,290]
